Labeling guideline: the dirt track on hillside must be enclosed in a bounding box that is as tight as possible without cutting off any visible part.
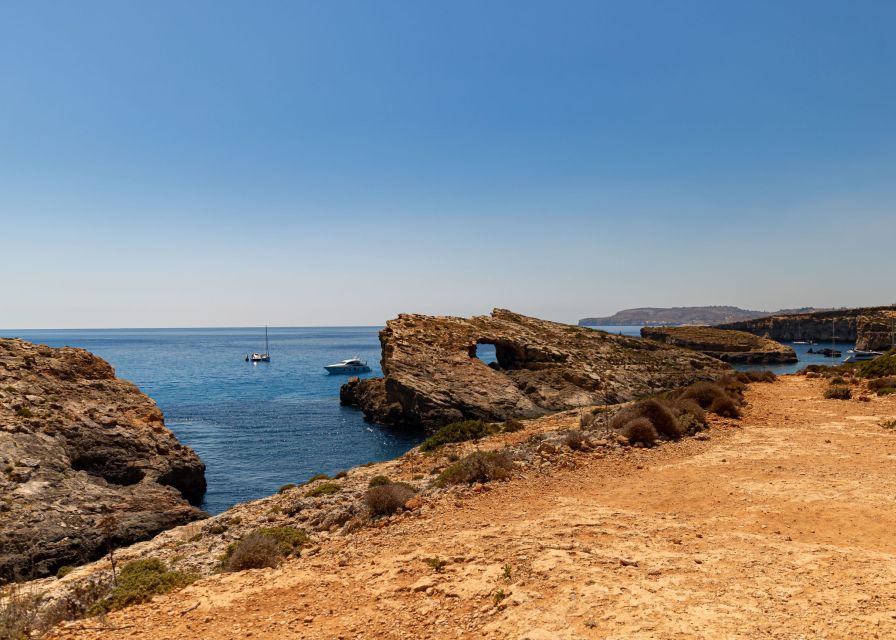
[51,376,896,639]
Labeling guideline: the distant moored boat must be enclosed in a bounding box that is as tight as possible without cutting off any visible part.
[246,326,271,362]
[324,357,370,374]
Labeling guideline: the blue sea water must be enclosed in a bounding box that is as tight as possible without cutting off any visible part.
[5,327,431,515]
[7,325,845,514]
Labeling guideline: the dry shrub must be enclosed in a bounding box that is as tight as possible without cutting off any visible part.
[502,419,525,433]
[715,374,747,397]
[1,584,41,640]
[435,451,514,487]
[365,482,416,516]
[824,386,852,400]
[562,430,588,451]
[623,418,658,446]
[678,382,730,410]
[632,399,683,439]
[224,534,282,572]
[736,370,777,383]
[708,395,741,418]
[868,376,896,396]
[668,398,707,434]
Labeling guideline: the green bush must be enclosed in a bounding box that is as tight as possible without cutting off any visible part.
[91,559,195,613]
[305,482,341,497]
[254,527,309,556]
[420,420,500,451]
[857,348,896,378]
[56,565,74,579]
[434,451,514,486]
[278,483,296,494]
[368,475,391,487]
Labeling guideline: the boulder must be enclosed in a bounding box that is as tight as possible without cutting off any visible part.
[341,309,729,429]
[0,338,206,581]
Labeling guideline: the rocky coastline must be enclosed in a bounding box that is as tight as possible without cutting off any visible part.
[717,305,896,350]
[640,326,797,364]
[0,339,207,582]
[341,309,730,429]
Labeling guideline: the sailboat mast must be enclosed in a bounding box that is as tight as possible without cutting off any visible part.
[265,326,269,354]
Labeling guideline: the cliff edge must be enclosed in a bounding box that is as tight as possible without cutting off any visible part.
[341,309,729,428]
[0,338,206,581]
[640,326,797,364]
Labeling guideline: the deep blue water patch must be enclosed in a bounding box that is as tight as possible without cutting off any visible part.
[5,327,424,514]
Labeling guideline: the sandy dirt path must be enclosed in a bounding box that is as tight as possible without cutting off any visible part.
[51,376,896,639]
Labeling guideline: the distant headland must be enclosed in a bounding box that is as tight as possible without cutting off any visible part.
[579,306,828,327]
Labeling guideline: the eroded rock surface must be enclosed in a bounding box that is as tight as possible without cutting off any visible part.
[341,309,729,428]
[640,326,797,364]
[0,338,206,581]
[717,306,896,347]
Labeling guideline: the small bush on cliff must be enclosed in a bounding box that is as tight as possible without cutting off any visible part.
[623,418,658,446]
[223,527,309,572]
[223,534,282,572]
[90,559,196,614]
[824,386,852,400]
[305,482,341,498]
[868,376,896,392]
[368,475,391,487]
[365,482,416,516]
[434,451,514,486]
[419,420,500,452]
[278,483,296,494]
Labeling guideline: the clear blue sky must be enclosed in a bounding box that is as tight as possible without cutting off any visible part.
[2,1,894,328]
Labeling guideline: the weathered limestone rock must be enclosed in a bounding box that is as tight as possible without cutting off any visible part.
[341,309,729,429]
[855,314,896,351]
[717,306,896,345]
[0,339,206,581]
[640,326,797,364]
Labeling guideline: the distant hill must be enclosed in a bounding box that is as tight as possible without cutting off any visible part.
[578,306,823,327]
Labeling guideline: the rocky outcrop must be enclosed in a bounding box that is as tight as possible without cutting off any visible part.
[640,326,797,364]
[717,306,896,346]
[856,314,896,351]
[341,309,729,429]
[0,339,206,582]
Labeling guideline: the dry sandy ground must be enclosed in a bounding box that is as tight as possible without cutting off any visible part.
[51,376,896,639]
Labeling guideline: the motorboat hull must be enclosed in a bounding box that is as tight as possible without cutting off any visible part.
[325,364,371,374]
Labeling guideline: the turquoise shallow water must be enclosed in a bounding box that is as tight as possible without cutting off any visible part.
[5,327,428,515]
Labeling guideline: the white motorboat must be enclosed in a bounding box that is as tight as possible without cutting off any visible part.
[324,357,371,374]
[842,350,882,363]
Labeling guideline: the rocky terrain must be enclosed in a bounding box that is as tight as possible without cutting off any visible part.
[39,374,896,640]
[341,309,729,428]
[718,305,896,348]
[578,305,823,327]
[0,339,206,582]
[640,326,797,364]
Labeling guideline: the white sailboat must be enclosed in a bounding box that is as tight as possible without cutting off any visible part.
[246,326,271,362]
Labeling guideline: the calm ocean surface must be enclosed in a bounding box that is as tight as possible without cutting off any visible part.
[7,325,847,514]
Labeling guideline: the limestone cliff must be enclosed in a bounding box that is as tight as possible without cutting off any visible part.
[640,326,797,364]
[717,306,896,349]
[0,338,206,581]
[341,309,729,428]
